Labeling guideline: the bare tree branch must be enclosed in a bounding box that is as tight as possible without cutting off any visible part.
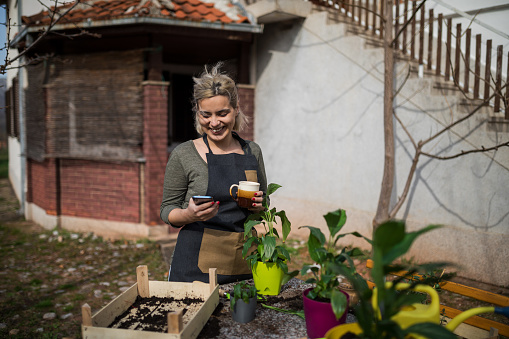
[0,0,82,74]
[422,142,509,160]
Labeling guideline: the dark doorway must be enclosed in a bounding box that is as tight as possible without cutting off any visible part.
[168,73,197,149]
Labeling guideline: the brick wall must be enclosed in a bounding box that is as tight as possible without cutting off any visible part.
[27,158,59,215]
[59,159,140,222]
[237,84,255,141]
[143,81,169,226]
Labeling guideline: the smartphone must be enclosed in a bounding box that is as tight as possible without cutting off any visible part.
[192,196,214,205]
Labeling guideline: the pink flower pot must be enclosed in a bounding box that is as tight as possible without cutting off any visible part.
[303,288,349,339]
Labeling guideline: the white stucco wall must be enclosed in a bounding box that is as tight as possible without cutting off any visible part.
[254,11,509,286]
[6,0,53,211]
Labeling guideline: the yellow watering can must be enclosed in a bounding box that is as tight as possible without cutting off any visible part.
[325,282,509,339]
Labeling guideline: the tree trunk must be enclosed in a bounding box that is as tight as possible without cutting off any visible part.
[373,0,395,231]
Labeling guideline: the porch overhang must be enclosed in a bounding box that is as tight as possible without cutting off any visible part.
[10,15,263,49]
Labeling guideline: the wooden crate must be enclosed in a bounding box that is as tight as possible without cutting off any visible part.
[82,266,219,339]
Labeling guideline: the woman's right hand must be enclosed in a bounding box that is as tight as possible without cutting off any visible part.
[187,198,220,222]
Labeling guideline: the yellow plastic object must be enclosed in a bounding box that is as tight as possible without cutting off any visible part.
[372,282,441,330]
[325,322,362,339]
[445,306,495,332]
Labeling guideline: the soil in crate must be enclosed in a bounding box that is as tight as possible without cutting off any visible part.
[108,295,205,332]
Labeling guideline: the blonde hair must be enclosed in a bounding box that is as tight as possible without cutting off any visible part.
[192,62,248,135]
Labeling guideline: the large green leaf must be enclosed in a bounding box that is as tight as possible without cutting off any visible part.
[373,220,405,255]
[405,323,457,338]
[242,236,258,258]
[244,219,261,239]
[266,183,282,196]
[323,209,347,238]
[276,245,291,262]
[300,226,326,246]
[261,236,276,261]
[380,224,441,266]
[275,210,291,242]
[330,289,348,320]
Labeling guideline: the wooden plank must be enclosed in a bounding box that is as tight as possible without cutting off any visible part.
[474,34,482,98]
[365,260,509,306]
[418,2,425,65]
[427,9,434,70]
[464,28,471,92]
[137,265,150,298]
[91,283,139,328]
[484,39,492,101]
[181,284,220,339]
[454,23,461,84]
[440,305,509,337]
[436,13,442,75]
[445,18,452,80]
[82,303,93,327]
[168,309,184,334]
[494,45,503,112]
[209,268,217,295]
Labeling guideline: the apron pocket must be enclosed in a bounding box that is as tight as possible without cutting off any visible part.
[198,228,253,276]
[245,170,258,183]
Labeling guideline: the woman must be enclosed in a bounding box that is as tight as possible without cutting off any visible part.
[160,62,267,284]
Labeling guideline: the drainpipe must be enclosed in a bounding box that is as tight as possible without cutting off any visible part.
[17,1,26,216]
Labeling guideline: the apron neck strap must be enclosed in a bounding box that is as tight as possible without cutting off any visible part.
[202,132,250,155]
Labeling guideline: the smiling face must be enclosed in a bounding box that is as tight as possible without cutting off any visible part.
[197,95,238,143]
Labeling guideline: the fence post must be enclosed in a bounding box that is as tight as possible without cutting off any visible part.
[358,0,363,26]
[494,45,503,112]
[464,29,471,93]
[436,13,442,76]
[395,0,399,49]
[380,0,385,39]
[427,9,434,70]
[474,34,481,98]
[373,0,378,36]
[411,0,416,60]
[445,18,452,81]
[454,23,461,84]
[365,0,369,30]
[402,0,408,55]
[418,2,425,65]
[484,39,492,101]
[506,51,509,119]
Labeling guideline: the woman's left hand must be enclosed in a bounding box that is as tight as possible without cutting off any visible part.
[248,191,265,212]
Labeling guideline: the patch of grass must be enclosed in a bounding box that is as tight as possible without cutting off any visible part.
[0,148,8,179]
[58,283,77,290]
[35,300,53,308]
[30,278,43,287]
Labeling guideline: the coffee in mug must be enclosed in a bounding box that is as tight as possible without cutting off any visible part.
[229,181,260,208]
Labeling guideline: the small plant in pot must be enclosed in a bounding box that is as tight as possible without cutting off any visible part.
[300,208,369,339]
[242,183,295,295]
[230,281,258,323]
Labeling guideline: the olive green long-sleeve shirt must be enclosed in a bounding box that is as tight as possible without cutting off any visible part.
[160,139,268,226]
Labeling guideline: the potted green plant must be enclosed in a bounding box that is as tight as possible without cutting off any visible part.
[230,281,258,323]
[299,208,368,339]
[325,220,457,339]
[242,183,294,295]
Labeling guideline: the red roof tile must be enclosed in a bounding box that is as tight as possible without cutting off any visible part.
[22,0,254,28]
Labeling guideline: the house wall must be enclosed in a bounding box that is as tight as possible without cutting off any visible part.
[254,11,509,286]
